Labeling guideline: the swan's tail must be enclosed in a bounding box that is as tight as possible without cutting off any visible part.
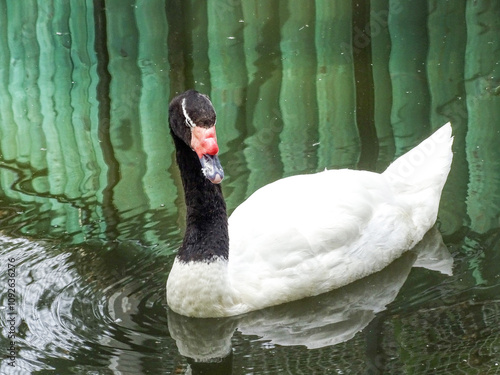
[383,122,453,232]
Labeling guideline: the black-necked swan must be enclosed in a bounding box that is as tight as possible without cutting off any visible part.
[166,90,453,318]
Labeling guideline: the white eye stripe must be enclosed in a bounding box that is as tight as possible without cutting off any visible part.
[181,98,196,128]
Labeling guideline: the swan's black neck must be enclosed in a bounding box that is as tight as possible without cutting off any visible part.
[172,131,229,263]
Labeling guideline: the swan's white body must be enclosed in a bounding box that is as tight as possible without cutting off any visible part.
[167,123,453,317]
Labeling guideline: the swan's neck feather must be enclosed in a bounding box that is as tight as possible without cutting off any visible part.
[172,131,229,262]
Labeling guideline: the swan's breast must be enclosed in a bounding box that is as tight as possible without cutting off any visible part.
[167,257,240,317]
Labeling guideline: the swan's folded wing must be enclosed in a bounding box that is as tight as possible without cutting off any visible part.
[227,170,413,310]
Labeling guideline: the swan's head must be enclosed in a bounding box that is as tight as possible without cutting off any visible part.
[169,90,224,184]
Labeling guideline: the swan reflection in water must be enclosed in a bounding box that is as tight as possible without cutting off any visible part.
[168,227,453,373]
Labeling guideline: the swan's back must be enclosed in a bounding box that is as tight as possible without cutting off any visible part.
[228,123,453,312]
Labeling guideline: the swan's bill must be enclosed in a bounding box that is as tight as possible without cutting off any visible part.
[190,125,224,184]
[200,154,224,184]
[190,126,219,156]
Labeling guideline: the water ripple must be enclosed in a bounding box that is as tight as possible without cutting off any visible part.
[0,235,177,374]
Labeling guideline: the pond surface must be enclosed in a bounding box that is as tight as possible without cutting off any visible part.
[1,1,500,374]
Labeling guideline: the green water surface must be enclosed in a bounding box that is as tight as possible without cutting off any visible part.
[0,1,500,374]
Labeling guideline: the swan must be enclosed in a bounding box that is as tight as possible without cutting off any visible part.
[166,90,453,318]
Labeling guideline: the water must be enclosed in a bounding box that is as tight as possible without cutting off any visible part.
[1,1,500,373]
